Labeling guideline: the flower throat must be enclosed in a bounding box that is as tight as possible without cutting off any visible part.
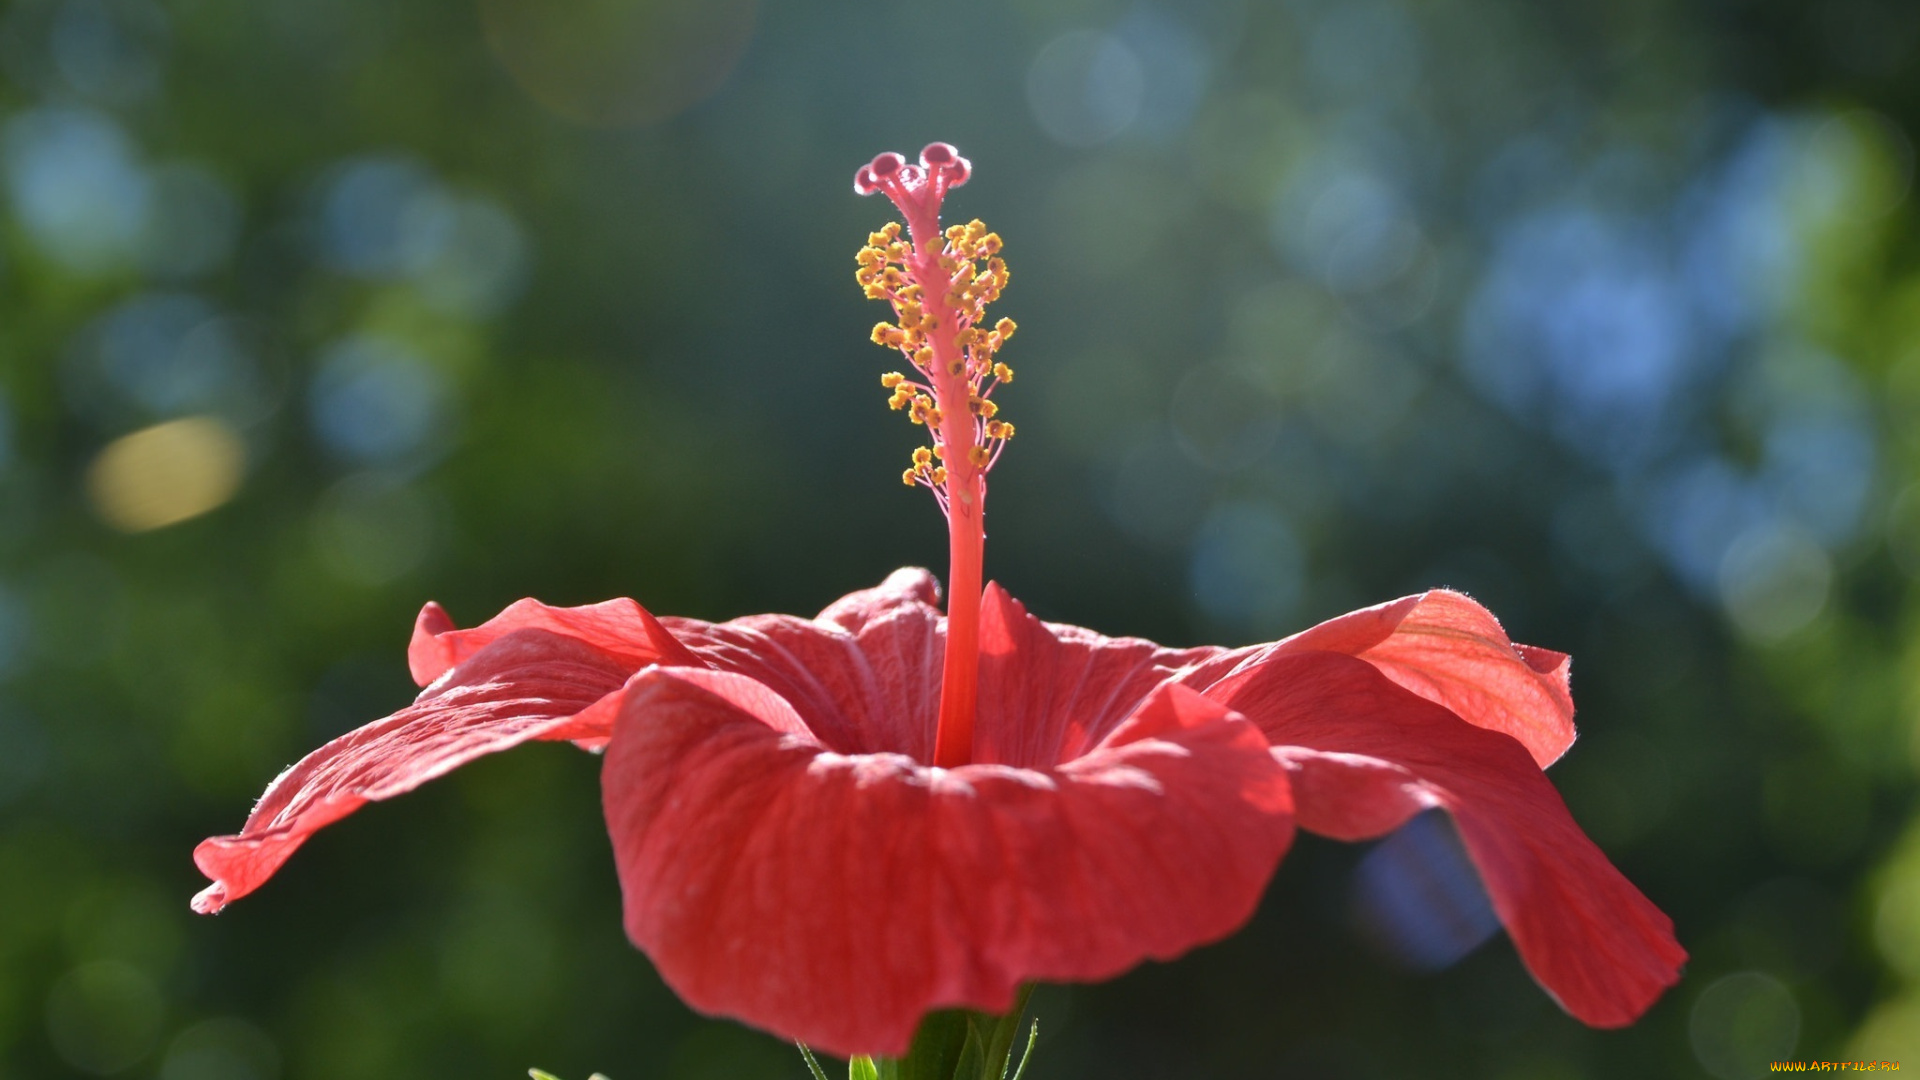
[855,143,1015,769]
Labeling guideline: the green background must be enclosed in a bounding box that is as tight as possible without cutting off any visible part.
[2,0,1919,1076]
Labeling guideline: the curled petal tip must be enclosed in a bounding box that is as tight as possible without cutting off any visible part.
[415,601,456,638]
[190,882,227,915]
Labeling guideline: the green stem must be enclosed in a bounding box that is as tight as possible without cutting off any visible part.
[1006,1022,1039,1080]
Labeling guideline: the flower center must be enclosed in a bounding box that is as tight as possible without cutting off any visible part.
[856,143,1017,768]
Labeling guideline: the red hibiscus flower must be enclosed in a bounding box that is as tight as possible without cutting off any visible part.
[193,145,1684,1063]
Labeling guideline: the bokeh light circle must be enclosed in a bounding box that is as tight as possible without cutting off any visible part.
[85,416,245,533]
[159,1016,281,1080]
[1689,971,1800,1078]
[45,961,164,1074]
[1027,31,1145,147]
[476,0,758,127]
[1717,523,1832,643]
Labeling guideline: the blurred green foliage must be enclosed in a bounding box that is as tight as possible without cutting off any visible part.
[0,0,1917,1077]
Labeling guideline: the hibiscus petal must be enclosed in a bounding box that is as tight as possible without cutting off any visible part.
[976,583,1228,767]
[601,669,1294,1059]
[665,610,938,759]
[1241,590,1576,767]
[411,572,949,760]
[193,629,633,914]
[1210,650,1684,1027]
[1349,593,1573,768]
[816,566,943,633]
[408,595,699,687]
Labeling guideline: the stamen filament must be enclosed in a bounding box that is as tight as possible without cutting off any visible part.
[906,203,983,769]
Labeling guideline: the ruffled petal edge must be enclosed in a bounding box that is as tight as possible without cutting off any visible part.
[193,628,633,913]
[408,594,699,688]
[1227,589,1576,767]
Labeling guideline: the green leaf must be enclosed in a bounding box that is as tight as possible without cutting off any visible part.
[529,1072,561,1080]
[951,1015,988,1080]
[850,1056,881,1080]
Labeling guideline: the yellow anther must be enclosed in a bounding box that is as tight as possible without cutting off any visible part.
[859,213,1018,484]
